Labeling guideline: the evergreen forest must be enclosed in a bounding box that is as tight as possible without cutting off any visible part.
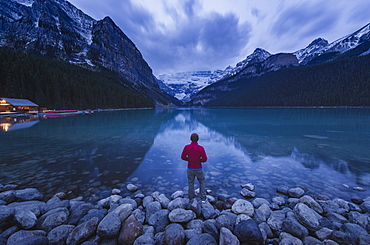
[0,48,155,109]
[202,53,370,107]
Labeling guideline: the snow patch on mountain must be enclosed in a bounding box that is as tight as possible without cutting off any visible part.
[158,48,271,102]
[295,23,370,64]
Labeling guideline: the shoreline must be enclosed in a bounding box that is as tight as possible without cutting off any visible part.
[1,183,370,244]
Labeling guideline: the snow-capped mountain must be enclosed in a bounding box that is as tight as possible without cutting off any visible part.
[0,0,178,106]
[295,23,370,64]
[158,48,271,102]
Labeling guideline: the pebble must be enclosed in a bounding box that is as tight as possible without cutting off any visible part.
[0,182,370,245]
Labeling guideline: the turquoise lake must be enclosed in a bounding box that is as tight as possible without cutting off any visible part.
[1,108,370,203]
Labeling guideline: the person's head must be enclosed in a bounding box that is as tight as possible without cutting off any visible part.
[190,133,199,142]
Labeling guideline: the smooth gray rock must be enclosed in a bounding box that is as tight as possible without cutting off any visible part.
[240,188,256,198]
[347,211,369,229]
[40,209,69,232]
[259,222,274,239]
[15,188,43,201]
[282,216,309,239]
[44,196,70,212]
[142,196,153,208]
[0,190,16,203]
[169,208,195,223]
[219,227,240,245]
[267,210,286,233]
[147,209,169,232]
[201,201,218,219]
[254,203,271,223]
[47,224,75,245]
[168,197,188,211]
[241,183,255,191]
[303,236,323,245]
[78,209,107,225]
[68,203,94,225]
[279,232,303,245]
[133,233,155,245]
[155,194,170,209]
[7,230,47,245]
[272,196,286,206]
[294,203,321,231]
[164,223,185,245]
[300,195,323,214]
[0,226,19,240]
[234,219,264,245]
[119,198,138,210]
[186,233,217,245]
[252,198,270,208]
[215,212,237,231]
[0,205,15,223]
[277,186,290,195]
[154,232,165,245]
[171,190,184,199]
[186,219,204,235]
[288,187,305,198]
[126,184,138,192]
[203,220,219,241]
[67,217,99,245]
[145,201,162,220]
[14,208,37,229]
[97,211,121,238]
[132,209,145,224]
[231,199,254,216]
[118,215,143,245]
[315,227,333,241]
[340,223,368,243]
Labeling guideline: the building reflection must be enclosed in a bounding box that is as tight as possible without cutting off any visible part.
[0,115,39,132]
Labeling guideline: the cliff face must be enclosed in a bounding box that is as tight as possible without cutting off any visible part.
[0,0,162,94]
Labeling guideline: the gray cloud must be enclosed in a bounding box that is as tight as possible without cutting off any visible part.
[69,0,370,75]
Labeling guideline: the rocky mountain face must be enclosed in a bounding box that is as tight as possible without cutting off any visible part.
[189,52,298,106]
[0,0,174,105]
[158,48,271,103]
[188,23,370,106]
[295,23,370,65]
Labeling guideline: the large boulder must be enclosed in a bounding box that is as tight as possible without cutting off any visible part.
[164,223,185,245]
[118,215,143,245]
[231,199,254,216]
[294,203,321,231]
[66,217,99,244]
[234,219,264,245]
[169,208,196,223]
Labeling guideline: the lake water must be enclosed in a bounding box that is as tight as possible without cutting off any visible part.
[1,108,370,203]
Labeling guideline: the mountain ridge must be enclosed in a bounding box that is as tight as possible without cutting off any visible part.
[0,0,178,106]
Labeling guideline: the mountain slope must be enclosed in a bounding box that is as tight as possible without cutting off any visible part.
[158,48,271,103]
[0,0,177,106]
[194,54,370,107]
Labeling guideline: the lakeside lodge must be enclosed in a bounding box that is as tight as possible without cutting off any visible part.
[0,98,39,114]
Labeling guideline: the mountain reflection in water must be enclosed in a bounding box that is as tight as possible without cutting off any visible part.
[0,108,369,202]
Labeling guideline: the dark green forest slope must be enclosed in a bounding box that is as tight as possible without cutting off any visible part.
[0,48,155,109]
[203,54,370,107]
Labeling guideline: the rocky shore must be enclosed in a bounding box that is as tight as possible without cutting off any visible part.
[1,182,370,245]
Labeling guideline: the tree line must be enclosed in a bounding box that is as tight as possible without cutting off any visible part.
[203,53,370,107]
[0,48,154,109]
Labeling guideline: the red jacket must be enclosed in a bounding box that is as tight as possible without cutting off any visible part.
[181,142,208,169]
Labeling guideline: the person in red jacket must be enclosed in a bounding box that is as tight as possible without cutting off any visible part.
[181,133,208,201]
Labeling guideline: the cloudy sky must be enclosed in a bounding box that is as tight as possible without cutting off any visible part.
[68,0,370,76]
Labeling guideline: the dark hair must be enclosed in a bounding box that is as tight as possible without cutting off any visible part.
[190,133,199,142]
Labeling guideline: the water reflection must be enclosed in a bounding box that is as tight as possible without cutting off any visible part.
[0,115,39,131]
[0,108,369,202]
